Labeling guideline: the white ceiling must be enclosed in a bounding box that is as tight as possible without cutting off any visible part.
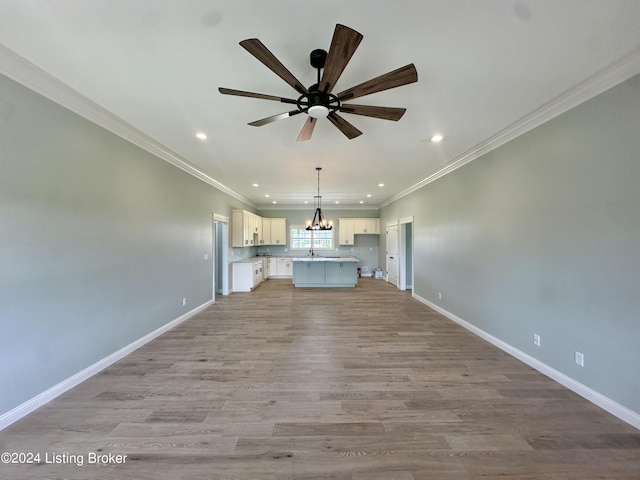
[2,0,640,209]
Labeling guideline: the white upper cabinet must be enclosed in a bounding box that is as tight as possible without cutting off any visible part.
[339,218,380,245]
[354,218,380,235]
[261,218,286,245]
[267,218,287,245]
[233,210,287,247]
[338,218,355,245]
[260,217,271,245]
[233,209,261,247]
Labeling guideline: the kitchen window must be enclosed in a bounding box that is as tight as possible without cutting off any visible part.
[290,226,334,250]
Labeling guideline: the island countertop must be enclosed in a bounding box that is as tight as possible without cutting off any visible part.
[290,256,359,262]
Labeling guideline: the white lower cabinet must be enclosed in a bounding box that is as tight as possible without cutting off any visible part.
[262,257,271,279]
[253,259,263,286]
[232,259,264,292]
[275,257,293,277]
[269,257,277,277]
[234,257,292,291]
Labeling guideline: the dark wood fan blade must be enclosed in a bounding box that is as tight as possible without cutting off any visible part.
[240,39,308,95]
[336,63,418,101]
[339,104,406,121]
[297,117,317,141]
[248,110,303,127]
[219,87,298,104]
[319,24,363,94]
[327,112,362,139]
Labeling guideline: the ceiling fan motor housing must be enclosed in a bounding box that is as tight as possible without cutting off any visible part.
[306,49,333,117]
[310,49,327,69]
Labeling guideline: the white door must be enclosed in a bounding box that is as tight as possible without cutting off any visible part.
[386,222,399,287]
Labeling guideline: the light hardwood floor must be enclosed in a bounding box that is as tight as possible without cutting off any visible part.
[1,278,639,479]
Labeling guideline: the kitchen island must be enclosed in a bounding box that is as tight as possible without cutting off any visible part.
[291,256,359,287]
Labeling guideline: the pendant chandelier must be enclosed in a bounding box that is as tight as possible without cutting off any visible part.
[306,167,333,230]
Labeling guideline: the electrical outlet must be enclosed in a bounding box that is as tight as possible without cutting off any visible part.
[575,351,584,367]
[203,253,209,260]
[438,292,442,300]
[533,334,541,347]
[182,298,187,307]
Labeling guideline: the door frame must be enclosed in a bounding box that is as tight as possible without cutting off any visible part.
[385,220,399,286]
[213,213,230,302]
[398,216,414,291]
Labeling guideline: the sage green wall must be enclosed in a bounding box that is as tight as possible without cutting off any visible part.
[380,74,640,414]
[0,74,252,416]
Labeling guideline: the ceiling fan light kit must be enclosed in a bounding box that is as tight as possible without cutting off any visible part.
[219,24,418,141]
[308,105,330,119]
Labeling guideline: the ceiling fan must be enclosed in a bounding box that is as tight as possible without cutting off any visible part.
[219,24,418,141]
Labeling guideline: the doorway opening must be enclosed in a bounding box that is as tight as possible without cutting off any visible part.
[398,217,413,292]
[213,214,229,302]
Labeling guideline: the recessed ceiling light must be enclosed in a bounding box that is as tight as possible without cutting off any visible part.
[252,183,259,187]
[304,201,309,204]
[335,201,340,204]
[272,201,277,204]
[265,194,270,198]
[430,133,444,143]
[359,201,364,204]
[378,183,384,187]
[366,194,372,198]
[195,131,207,140]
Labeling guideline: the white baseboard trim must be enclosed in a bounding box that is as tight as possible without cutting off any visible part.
[412,293,640,430]
[0,300,213,431]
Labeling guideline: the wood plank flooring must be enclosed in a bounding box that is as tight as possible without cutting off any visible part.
[1,278,639,479]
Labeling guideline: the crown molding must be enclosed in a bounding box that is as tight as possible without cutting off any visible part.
[0,44,255,208]
[257,204,379,212]
[380,48,640,209]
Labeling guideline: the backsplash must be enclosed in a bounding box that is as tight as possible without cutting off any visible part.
[231,246,257,262]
